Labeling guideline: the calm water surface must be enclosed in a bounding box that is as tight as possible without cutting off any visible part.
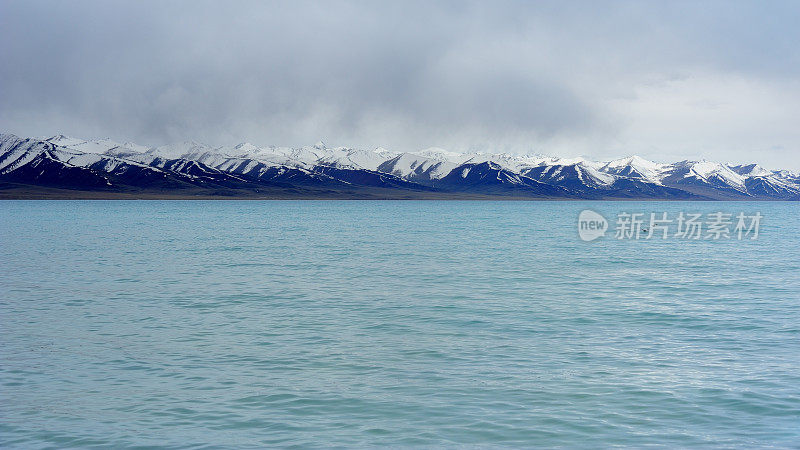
[1,200,799,447]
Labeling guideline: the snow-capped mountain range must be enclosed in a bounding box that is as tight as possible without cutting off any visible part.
[1,132,798,199]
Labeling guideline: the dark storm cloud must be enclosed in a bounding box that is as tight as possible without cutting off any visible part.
[1,0,799,167]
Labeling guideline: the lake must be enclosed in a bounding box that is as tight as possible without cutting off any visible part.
[1,200,798,447]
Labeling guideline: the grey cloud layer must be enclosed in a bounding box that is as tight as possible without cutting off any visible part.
[1,0,799,168]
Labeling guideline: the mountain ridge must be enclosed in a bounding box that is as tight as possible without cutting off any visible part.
[2,132,798,200]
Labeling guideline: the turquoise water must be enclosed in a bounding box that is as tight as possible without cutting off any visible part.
[1,200,799,447]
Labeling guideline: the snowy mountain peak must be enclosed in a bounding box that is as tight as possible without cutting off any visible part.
[604,155,660,170]
[416,147,466,162]
[601,155,665,183]
[46,134,86,147]
[686,160,743,181]
[150,141,214,159]
[729,163,772,177]
[119,142,150,153]
[234,142,259,151]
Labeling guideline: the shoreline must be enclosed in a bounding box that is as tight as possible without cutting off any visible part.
[1,182,791,201]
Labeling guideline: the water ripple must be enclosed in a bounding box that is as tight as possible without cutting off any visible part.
[1,200,798,447]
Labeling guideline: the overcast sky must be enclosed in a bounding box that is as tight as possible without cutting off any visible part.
[1,0,799,168]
